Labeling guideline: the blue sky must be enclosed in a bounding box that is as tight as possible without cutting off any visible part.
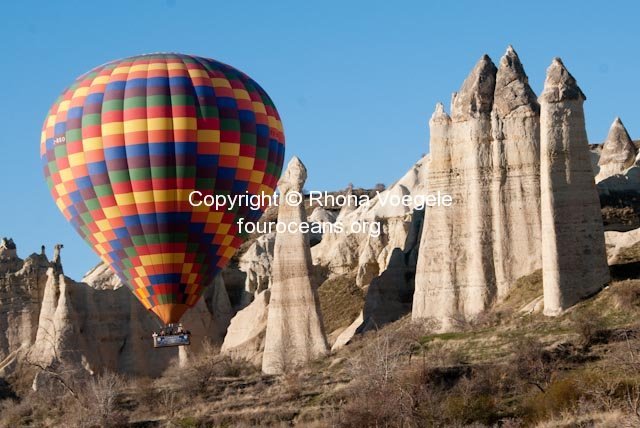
[1,1,638,279]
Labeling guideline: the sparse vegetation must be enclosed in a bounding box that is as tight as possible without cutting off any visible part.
[3,277,640,427]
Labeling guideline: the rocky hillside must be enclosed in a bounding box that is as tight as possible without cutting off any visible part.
[2,227,640,426]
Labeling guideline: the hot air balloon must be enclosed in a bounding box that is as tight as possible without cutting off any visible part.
[40,54,285,346]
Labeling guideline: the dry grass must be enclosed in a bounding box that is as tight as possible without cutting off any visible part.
[317,273,364,334]
[4,250,640,426]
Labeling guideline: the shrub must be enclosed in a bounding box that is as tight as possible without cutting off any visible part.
[522,377,582,422]
[572,308,606,347]
[76,371,128,428]
[512,337,558,393]
[442,393,497,426]
[165,343,257,396]
[613,281,640,311]
[0,398,33,427]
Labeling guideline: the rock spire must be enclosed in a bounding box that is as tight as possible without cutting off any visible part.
[596,117,637,182]
[539,58,610,315]
[262,157,329,374]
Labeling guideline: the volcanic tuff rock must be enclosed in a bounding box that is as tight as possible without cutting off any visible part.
[0,250,49,375]
[238,233,275,308]
[413,48,542,329]
[312,155,429,280]
[412,55,497,329]
[413,47,610,329]
[605,227,640,265]
[223,156,430,357]
[221,289,270,365]
[597,118,637,181]
[490,46,542,299]
[595,117,640,193]
[236,207,337,310]
[0,242,232,380]
[262,157,329,375]
[540,58,610,315]
[82,262,123,290]
[31,268,231,377]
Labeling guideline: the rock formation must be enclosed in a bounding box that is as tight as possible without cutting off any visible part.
[596,117,637,182]
[490,46,542,299]
[82,262,123,290]
[595,117,640,194]
[413,54,500,329]
[223,155,430,358]
[539,58,610,316]
[357,248,414,332]
[221,289,270,365]
[0,246,49,375]
[412,47,610,328]
[312,155,429,279]
[262,157,329,374]
[605,227,640,265]
[0,241,232,380]
[238,233,275,307]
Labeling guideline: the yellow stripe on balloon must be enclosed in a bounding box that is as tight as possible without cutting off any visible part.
[172,117,197,130]
[136,288,150,299]
[123,119,148,133]
[96,219,111,232]
[55,198,67,212]
[211,78,231,88]
[187,69,208,79]
[167,62,187,71]
[68,152,85,167]
[233,89,250,100]
[207,212,223,223]
[92,75,110,85]
[55,183,67,198]
[176,189,193,201]
[102,122,124,136]
[148,62,169,71]
[197,130,220,142]
[95,244,107,256]
[139,254,165,266]
[59,168,73,183]
[103,206,121,219]
[147,117,173,131]
[139,253,185,266]
[220,142,239,156]
[115,193,136,206]
[181,263,194,274]
[73,86,89,98]
[129,64,149,73]
[83,137,103,151]
[250,170,265,183]
[252,102,266,114]
[57,100,71,114]
[111,66,131,75]
[268,116,283,131]
[237,156,254,170]
[152,189,176,202]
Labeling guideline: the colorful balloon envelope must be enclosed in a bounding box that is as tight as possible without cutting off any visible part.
[41,53,285,324]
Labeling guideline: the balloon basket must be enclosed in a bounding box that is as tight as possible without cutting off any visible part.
[152,323,191,348]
